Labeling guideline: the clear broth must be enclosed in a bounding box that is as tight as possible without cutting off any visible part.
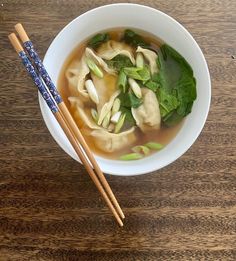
[58,28,183,159]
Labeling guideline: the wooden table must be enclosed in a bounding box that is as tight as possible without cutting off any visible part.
[1,0,236,260]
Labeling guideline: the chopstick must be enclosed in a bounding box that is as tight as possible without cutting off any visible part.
[8,33,124,227]
[14,23,125,221]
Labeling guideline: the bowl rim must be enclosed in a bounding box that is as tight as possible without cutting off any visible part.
[39,3,211,176]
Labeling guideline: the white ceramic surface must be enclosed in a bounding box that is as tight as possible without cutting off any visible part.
[39,3,211,176]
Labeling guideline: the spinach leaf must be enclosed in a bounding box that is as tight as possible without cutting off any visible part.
[157,89,179,118]
[88,33,110,49]
[163,111,183,125]
[120,106,136,126]
[106,55,133,71]
[144,80,159,92]
[123,29,150,48]
[128,93,143,108]
[119,92,143,108]
[156,44,197,126]
[152,72,160,83]
[124,66,151,82]
[118,92,142,128]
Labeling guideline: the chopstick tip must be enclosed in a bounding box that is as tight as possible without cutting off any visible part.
[8,32,17,44]
[15,23,22,28]
[8,32,15,39]
[8,32,23,53]
[14,23,29,42]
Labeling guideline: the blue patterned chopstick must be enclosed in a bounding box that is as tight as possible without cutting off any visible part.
[23,40,63,105]
[14,23,62,105]
[18,49,58,113]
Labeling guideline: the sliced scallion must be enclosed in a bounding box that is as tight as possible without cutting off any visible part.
[132,145,150,155]
[145,142,164,150]
[114,113,126,133]
[117,70,127,93]
[86,58,103,78]
[112,98,121,115]
[120,153,143,161]
[136,53,144,68]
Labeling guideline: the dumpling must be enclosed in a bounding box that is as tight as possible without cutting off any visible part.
[131,88,161,132]
[65,55,90,98]
[69,95,136,153]
[85,48,116,75]
[91,73,117,114]
[90,127,136,153]
[69,91,136,153]
[97,40,135,64]
[65,47,117,100]
[68,96,97,129]
[136,46,158,75]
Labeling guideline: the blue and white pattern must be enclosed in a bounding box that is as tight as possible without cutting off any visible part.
[19,50,58,113]
[24,41,62,104]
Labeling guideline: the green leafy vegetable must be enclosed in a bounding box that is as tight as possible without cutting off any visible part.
[124,66,151,82]
[144,80,159,92]
[117,69,127,92]
[88,33,110,49]
[123,67,141,79]
[127,93,142,108]
[119,92,143,109]
[120,106,136,126]
[157,89,179,118]
[156,44,197,126]
[138,65,151,82]
[118,91,142,128]
[123,29,150,48]
[106,55,133,71]
[152,72,160,83]
[163,110,183,123]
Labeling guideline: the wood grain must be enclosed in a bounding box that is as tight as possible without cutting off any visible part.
[0,0,236,260]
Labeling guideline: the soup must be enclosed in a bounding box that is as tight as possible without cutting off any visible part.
[58,28,196,160]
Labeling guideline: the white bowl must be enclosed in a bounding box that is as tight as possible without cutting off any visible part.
[39,3,211,176]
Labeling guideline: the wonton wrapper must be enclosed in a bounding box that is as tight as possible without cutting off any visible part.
[77,103,136,153]
[66,46,137,153]
[76,106,102,130]
[131,88,161,132]
[68,96,84,109]
[68,97,95,129]
[90,127,136,153]
[136,46,158,75]
[85,48,116,75]
[69,93,136,153]
[65,55,90,98]
[97,40,135,64]
[66,48,117,100]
